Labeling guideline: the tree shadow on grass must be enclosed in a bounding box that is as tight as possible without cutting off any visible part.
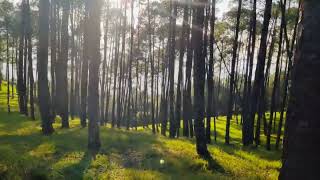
[205,155,226,174]
[58,151,92,180]
[207,125,281,162]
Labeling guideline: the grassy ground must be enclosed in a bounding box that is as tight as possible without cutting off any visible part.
[0,82,282,180]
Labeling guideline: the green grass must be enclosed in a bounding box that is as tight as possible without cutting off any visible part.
[0,82,281,179]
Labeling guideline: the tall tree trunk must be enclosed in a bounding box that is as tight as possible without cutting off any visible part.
[207,0,216,143]
[176,0,189,138]
[56,0,70,128]
[255,16,275,146]
[11,38,15,99]
[245,0,272,146]
[50,0,57,119]
[6,21,11,113]
[267,8,284,150]
[168,0,177,138]
[226,0,242,144]
[18,0,27,115]
[23,28,29,116]
[160,40,169,136]
[203,4,210,142]
[111,15,120,128]
[183,1,192,138]
[26,0,34,119]
[70,5,76,120]
[280,1,320,178]
[156,43,160,132]
[101,5,109,125]
[262,17,278,136]
[80,4,89,128]
[38,0,54,135]
[276,0,301,150]
[87,0,102,152]
[192,0,211,158]
[117,4,127,128]
[147,0,155,134]
[23,29,28,116]
[242,0,257,146]
[126,0,134,130]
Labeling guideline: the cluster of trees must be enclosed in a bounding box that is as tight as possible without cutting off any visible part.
[1,0,319,177]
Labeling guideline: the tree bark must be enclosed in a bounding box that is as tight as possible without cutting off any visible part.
[245,0,272,146]
[280,1,320,178]
[56,0,70,128]
[50,0,57,119]
[6,21,11,113]
[18,0,27,115]
[26,0,34,119]
[168,0,177,138]
[101,5,109,125]
[192,0,211,158]
[242,0,257,146]
[87,0,102,152]
[38,0,54,135]
[206,0,216,144]
[80,4,89,128]
[226,0,242,145]
[176,0,189,138]
[183,1,192,138]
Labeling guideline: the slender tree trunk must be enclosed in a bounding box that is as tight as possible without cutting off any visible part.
[70,5,76,120]
[183,1,192,138]
[6,21,11,113]
[117,4,127,128]
[267,9,284,150]
[101,6,109,125]
[50,0,57,119]
[245,0,272,146]
[156,44,160,132]
[38,0,54,135]
[23,26,29,117]
[11,38,15,99]
[168,0,177,138]
[226,0,242,144]
[255,16,276,145]
[192,0,211,158]
[276,0,301,150]
[160,40,169,136]
[111,16,120,128]
[126,0,134,130]
[80,4,89,128]
[23,31,28,116]
[147,0,155,134]
[207,0,216,143]
[56,0,70,128]
[18,0,27,115]
[242,0,257,146]
[87,0,102,152]
[26,0,34,119]
[176,0,189,138]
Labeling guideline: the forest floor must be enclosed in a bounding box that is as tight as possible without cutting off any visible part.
[0,82,282,180]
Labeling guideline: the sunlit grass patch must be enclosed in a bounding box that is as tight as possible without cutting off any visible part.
[29,142,56,159]
[0,82,282,179]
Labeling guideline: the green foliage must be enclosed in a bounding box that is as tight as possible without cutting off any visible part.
[0,82,281,179]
